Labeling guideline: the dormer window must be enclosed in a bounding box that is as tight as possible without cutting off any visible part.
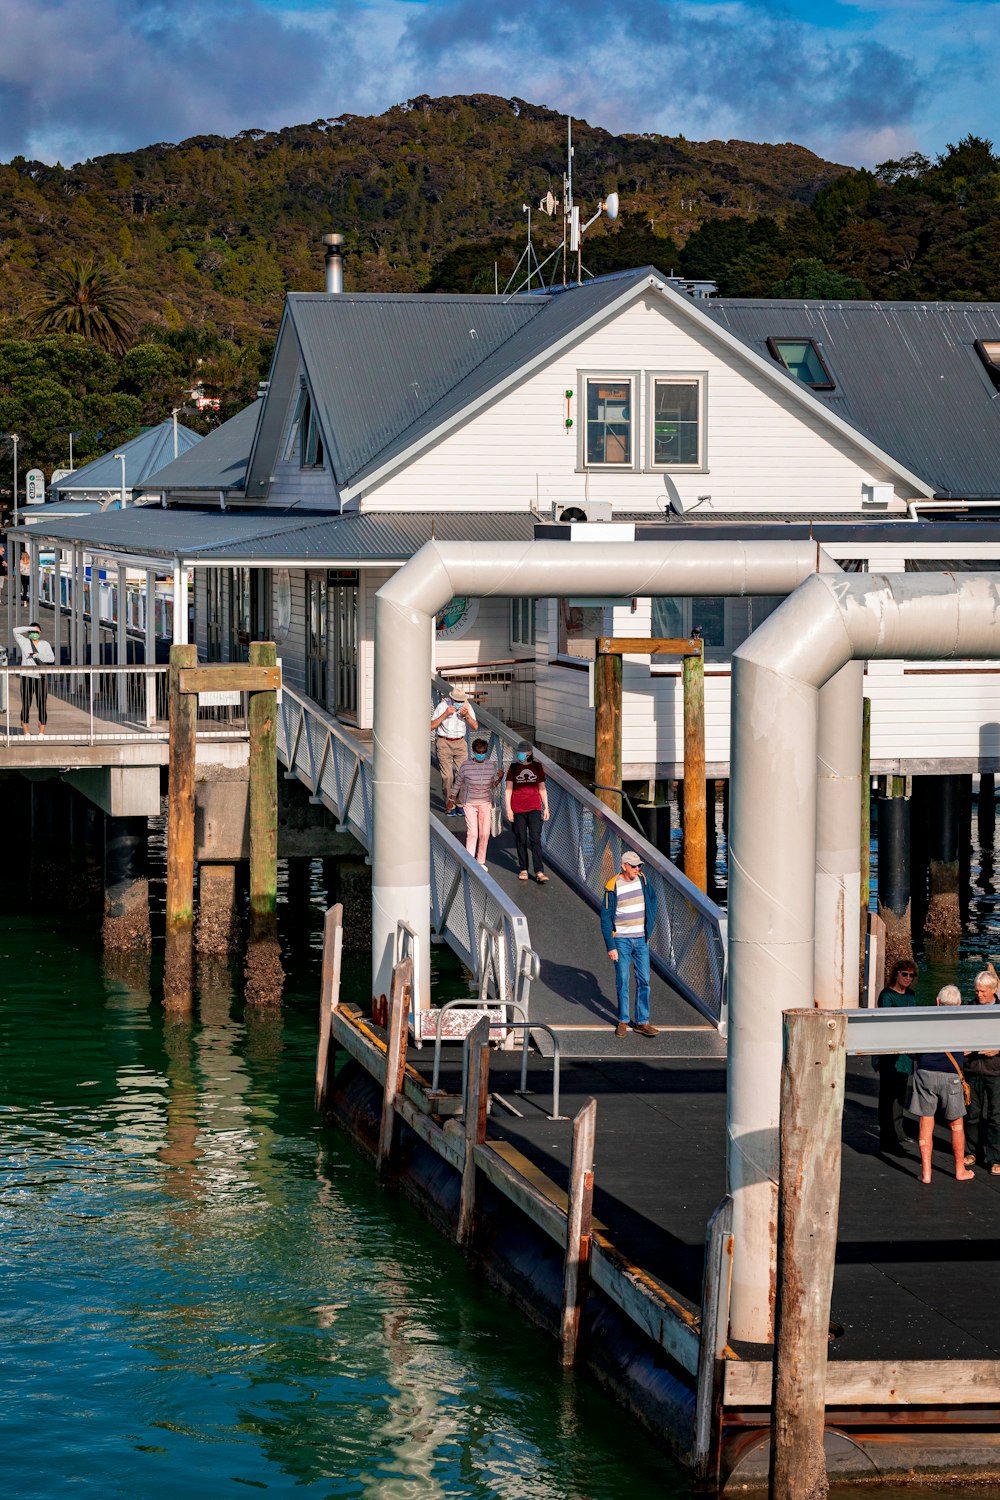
[287,381,325,468]
[766,337,835,390]
[974,339,1000,389]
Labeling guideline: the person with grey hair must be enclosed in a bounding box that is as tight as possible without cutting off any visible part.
[964,967,1000,1175]
[907,984,975,1185]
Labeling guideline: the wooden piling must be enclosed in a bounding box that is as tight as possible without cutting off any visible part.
[457,1015,491,1246]
[164,642,197,1008]
[693,1195,734,1483]
[561,1096,597,1367]
[876,788,911,973]
[924,773,962,949]
[245,640,283,1004]
[769,1009,847,1500]
[315,903,344,1113]
[682,643,707,893]
[594,649,623,818]
[376,955,411,1179]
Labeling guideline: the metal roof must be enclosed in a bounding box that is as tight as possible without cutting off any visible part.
[285,292,544,489]
[50,419,202,495]
[702,300,1000,499]
[135,400,262,495]
[10,506,537,565]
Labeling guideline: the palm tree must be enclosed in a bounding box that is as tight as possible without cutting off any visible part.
[31,258,138,355]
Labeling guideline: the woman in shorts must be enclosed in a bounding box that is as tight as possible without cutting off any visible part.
[907,984,975,1185]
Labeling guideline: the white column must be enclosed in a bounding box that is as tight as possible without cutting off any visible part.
[28,540,39,621]
[145,569,156,726]
[52,547,61,662]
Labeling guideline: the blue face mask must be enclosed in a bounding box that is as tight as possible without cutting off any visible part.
[516,751,529,763]
[473,752,487,762]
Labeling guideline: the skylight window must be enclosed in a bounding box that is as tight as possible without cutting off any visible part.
[974,339,1000,388]
[766,337,835,390]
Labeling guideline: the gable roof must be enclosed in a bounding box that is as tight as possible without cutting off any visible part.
[700,300,1000,499]
[51,419,201,495]
[135,400,262,496]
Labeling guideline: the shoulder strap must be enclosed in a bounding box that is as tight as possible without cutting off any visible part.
[945,1051,966,1081]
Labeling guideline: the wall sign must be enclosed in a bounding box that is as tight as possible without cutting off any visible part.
[435,596,479,641]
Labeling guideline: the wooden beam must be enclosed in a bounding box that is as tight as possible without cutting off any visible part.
[725,1358,1000,1408]
[178,665,281,694]
[594,648,623,817]
[561,1096,597,1367]
[164,642,198,1007]
[693,1195,735,1481]
[590,1234,701,1377]
[377,957,412,1179]
[599,637,702,657]
[457,1016,491,1246]
[682,644,707,892]
[769,1009,848,1500]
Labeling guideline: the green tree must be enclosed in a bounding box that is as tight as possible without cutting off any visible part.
[30,258,138,355]
[771,258,869,299]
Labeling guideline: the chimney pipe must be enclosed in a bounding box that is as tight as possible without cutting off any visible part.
[322,233,345,294]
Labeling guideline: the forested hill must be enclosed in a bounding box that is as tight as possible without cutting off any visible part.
[0,94,847,334]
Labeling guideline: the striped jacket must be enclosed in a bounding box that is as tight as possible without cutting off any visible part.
[600,871,657,950]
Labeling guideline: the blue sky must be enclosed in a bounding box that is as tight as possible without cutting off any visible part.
[1,0,997,169]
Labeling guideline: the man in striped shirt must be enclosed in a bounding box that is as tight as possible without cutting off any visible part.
[452,738,502,866]
[600,851,659,1039]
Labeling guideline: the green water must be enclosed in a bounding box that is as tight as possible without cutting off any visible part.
[0,884,684,1500]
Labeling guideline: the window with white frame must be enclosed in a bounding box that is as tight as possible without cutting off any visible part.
[558,598,606,659]
[584,376,634,467]
[649,375,705,469]
[510,597,536,651]
[651,594,784,658]
[287,381,325,468]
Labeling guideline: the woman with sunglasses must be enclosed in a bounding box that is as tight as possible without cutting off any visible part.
[875,958,918,1156]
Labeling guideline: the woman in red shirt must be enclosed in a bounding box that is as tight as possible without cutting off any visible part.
[504,742,550,883]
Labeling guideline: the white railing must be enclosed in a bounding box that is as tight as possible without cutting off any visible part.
[276,686,535,1015]
[38,570,175,642]
[438,657,535,728]
[0,666,248,746]
[438,677,729,1033]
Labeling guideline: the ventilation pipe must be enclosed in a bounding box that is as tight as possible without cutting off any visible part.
[727,570,1000,1344]
[371,541,862,1020]
[322,233,345,294]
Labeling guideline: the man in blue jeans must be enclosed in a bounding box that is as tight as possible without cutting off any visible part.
[601,850,659,1039]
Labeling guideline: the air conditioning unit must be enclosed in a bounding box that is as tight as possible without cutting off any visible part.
[557,500,613,523]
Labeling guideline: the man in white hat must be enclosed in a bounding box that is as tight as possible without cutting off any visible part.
[600,850,659,1038]
[431,684,478,814]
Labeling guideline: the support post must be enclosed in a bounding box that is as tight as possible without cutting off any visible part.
[594,649,622,817]
[561,1096,597,1367]
[769,1009,847,1500]
[376,955,411,1179]
[315,903,344,1113]
[876,789,911,972]
[693,1195,735,1483]
[457,1015,491,1246]
[145,568,156,725]
[246,640,283,1004]
[103,815,151,951]
[683,642,707,893]
[924,773,962,949]
[860,696,871,938]
[165,642,197,1006]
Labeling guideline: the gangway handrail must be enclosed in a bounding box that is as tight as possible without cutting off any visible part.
[276,684,535,1012]
[462,1014,566,1122]
[430,998,528,1095]
[433,673,728,1033]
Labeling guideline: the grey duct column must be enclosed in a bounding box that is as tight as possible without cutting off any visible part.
[728,570,1000,1343]
[372,540,859,1017]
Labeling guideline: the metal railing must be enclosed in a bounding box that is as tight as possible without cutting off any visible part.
[438,657,535,728]
[0,665,251,746]
[276,686,536,1016]
[435,675,729,1032]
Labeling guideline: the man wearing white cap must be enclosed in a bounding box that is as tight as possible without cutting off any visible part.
[431,685,478,814]
[600,850,659,1039]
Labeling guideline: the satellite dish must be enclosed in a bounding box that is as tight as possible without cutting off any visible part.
[604,192,619,223]
[668,493,690,516]
[538,190,557,217]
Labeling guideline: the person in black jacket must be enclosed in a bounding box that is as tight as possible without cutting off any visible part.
[875,959,917,1155]
[964,969,1000,1174]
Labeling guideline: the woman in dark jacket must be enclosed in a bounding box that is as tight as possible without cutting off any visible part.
[875,959,917,1155]
[964,968,1000,1173]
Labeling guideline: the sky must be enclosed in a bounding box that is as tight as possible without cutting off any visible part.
[0,0,997,170]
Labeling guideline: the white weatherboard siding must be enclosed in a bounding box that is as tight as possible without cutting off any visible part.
[361,293,916,516]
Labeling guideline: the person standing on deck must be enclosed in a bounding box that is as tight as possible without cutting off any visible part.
[431,686,477,815]
[0,542,7,605]
[874,959,918,1156]
[601,851,659,1040]
[907,984,975,1184]
[453,738,502,868]
[504,742,549,883]
[963,969,1000,1175]
[19,546,30,606]
[14,621,54,735]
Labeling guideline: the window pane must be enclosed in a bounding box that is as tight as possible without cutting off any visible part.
[652,597,685,638]
[559,598,604,657]
[772,340,831,387]
[586,380,631,465]
[691,597,725,648]
[653,381,699,465]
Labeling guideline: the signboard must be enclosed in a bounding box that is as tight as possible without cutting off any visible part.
[25,469,45,505]
[198,691,241,708]
[435,596,479,641]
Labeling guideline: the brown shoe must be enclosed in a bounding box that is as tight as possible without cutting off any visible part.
[614,1022,628,1039]
[633,1023,659,1038]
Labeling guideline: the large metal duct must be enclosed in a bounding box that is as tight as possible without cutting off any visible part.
[728,570,1000,1344]
[372,540,862,1014]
